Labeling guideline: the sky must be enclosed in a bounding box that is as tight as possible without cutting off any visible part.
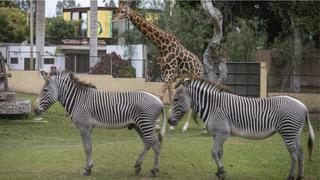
[45,0,119,17]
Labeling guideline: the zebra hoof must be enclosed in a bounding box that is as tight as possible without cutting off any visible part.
[181,128,187,132]
[134,164,141,175]
[286,176,295,180]
[215,172,226,180]
[82,164,93,176]
[169,126,175,131]
[82,169,91,176]
[215,167,226,180]
[296,176,304,180]
[150,168,159,177]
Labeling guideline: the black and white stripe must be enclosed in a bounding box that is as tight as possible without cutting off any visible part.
[35,71,166,176]
[169,78,315,179]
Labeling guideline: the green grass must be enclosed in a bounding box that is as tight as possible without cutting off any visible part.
[0,94,319,180]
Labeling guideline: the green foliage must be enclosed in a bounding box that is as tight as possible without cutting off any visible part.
[0,7,28,43]
[0,0,19,8]
[166,3,213,59]
[118,66,136,78]
[55,0,80,16]
[225,17,267,62]
[46,16,80,44]
[271,1,320,34]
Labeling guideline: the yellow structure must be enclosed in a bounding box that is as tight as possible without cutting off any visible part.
[87,10,113,38]
[63,7,113,38]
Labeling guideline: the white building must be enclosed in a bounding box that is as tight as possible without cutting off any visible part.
[1,44,148,79]
[1,45,65,72]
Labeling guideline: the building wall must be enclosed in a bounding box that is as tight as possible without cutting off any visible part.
[7,46,65,72]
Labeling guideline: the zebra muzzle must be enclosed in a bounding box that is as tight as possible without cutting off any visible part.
[168,118,178,126]
[34,108,43,116]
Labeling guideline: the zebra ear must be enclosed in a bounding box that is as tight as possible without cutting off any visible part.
[174,77,191,89]
[182,78,191,87]
[40,70,50,81]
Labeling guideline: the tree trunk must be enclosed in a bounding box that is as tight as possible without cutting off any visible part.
[29,0,34,71]
[35,0,45,70]
[291,16,302,92]
[90,0,98,70]
[201,0,227,83]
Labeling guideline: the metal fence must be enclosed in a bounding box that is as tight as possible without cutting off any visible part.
[267,74,320,93]
[214,62,261,97]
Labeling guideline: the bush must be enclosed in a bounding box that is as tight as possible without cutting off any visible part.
[90,52,136,78]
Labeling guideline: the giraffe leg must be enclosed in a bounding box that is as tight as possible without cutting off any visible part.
[160,83,169,102]
[167,82,173,103]
[182,110,192,132]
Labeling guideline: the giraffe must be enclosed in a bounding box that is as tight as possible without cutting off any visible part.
[114,3,204,132]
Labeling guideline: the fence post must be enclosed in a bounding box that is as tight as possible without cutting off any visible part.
[260,61,267,97]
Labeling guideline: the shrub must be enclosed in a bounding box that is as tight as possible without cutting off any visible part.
[90,52,136,78]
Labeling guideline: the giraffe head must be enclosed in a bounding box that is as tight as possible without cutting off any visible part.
[114,2,133,21]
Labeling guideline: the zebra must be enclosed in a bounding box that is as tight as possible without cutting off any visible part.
[168,77,315,180]
[34,71,167,177]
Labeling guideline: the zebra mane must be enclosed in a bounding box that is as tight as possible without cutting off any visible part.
[175,76,231,93]
[68,73,96,89]
[53,71,96,89]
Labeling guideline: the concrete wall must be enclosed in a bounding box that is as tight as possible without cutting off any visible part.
[8,70,171,103]
[8,70,318,111]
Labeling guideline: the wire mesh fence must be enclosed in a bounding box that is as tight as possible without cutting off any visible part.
[267,74,320,93]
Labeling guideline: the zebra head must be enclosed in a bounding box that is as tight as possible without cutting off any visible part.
[168,78,192,126]
[34,71,59,116]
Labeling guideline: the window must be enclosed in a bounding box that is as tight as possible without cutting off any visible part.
[44,58,54,64]
[11,58,18,64]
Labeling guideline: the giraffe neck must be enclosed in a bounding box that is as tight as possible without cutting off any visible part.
[128,10,176,49]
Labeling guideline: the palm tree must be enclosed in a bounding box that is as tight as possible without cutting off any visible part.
[36,0,45,70]
[89,0,98,70]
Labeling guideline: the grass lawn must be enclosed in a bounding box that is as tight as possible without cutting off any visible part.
[0,94,319,180]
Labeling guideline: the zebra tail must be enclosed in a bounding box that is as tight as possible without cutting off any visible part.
[159,107,166,144]
[306,113,315,161]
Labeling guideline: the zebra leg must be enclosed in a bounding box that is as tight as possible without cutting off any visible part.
[80,129,94,176]
[295,138,304,180]
[212,133,228,179]
[134,127,151,175]
[150,140,161,177]
[284,140,298,180]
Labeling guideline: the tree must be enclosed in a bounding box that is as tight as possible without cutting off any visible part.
[225,17,267,62]
[56,0,80,16]
[201,0,227,83]
[271,1,320,92]
[46,16,80,44]
[0,7,28,43]
[36,0,45,70]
